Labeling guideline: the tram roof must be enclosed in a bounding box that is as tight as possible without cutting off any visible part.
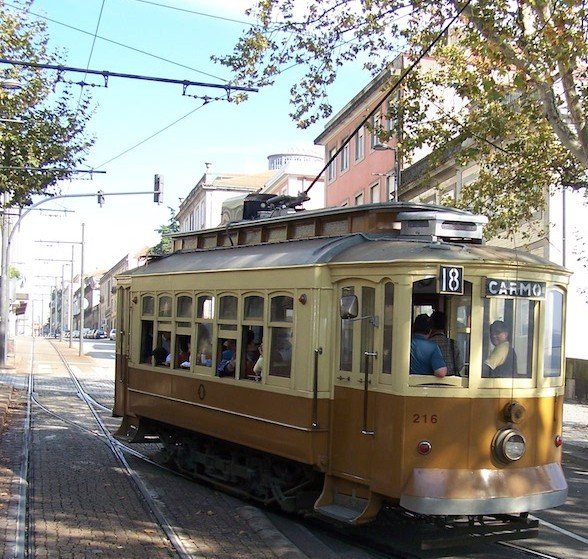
[125,234,567,277]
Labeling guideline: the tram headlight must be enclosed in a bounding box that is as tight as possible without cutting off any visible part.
[492,428,526,464]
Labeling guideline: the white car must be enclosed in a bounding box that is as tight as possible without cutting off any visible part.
[109,329,117,340]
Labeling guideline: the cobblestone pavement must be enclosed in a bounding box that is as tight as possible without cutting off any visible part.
[0,337,305,559]
[0,336,586,559]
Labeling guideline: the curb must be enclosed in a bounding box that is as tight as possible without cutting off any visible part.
[237,506,308,559]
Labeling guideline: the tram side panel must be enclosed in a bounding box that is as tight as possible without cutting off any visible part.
[119,267,333,469]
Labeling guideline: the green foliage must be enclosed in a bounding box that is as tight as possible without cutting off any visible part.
[0,1,94,208]
[217,0,588,235]
[150,207,179,256]
[8,265,20,279]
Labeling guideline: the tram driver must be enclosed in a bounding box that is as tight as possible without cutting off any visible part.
[410,314,448,378]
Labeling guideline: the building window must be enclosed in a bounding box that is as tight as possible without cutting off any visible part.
[371,113,382,148]
[355,192,364,205]
[355,127,365,161]
[328,146,337,181]
[370,183,380,203]
[340,140,349,172]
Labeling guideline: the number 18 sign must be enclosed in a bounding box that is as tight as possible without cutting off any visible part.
[438,265,464,295]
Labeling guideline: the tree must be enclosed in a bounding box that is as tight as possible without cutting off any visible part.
[150,207,179,256]
[0,0,94,208]
[216,0,588,236]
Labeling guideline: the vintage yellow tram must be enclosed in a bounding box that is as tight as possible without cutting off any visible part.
[113,202,568,542]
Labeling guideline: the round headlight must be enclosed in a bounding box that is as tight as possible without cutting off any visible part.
[492,428,526,463]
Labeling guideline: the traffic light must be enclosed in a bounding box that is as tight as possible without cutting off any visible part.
[97,190,105,207]
[154,174,163,204]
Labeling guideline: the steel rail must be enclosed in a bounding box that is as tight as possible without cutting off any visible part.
[13,336,34,559]
[44,340,199,559]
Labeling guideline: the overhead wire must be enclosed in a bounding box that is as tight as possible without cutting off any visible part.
[4,1,229,82]
[94,103,208,169]
[303,0,474,195]
[75,0,107,112]
[126,0,256,26]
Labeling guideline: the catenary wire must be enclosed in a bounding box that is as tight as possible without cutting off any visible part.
[5,1,229,82]
[94,103,207,168]
[75,0,107,112]
[303,0,473,196]
[126,0,256,26]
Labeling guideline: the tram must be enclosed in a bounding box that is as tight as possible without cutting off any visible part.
[113,201,568,545]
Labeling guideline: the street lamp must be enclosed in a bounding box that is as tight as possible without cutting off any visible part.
[373,143,401,202]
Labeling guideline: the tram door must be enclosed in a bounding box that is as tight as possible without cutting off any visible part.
[330,285,376,482]
[113,284,131,417]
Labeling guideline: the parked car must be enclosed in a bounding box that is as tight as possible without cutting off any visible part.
[109,329,117,341]
[95,329,107,339]
[72,330,79,339]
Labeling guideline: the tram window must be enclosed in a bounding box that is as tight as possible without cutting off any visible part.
[544,289,564,378]
[174,334,191,369]
[216,338,236,378]
[142,295,154,316]
[269,327,292,378]
[153,331,171,367]
[454,284,472,376]
[482,298,535,378]
[382,282,394,374]
[271,296,293,322]
[196,323,213,367]
[176,295,193,318]
[268,295,294,378]
[219,296,238,320]
[360,287,375,374]
[340,287,354,372]
[197,295,214,319]
[158,295,172,318]
[244,296,264,320]
[411,279,472,378]
[240,325,263,380]
[139,320,153,364]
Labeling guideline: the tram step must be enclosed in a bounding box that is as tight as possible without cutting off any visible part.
[314,475,382,525]
[316,504,364,522]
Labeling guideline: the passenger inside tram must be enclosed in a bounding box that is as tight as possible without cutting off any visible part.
[429,311,463,376]
[410,314,448,378]
[483,320,518,377]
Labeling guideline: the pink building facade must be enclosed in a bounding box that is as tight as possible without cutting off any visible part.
[314,67,402,207]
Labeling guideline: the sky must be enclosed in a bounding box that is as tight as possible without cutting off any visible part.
[8,0,368,305]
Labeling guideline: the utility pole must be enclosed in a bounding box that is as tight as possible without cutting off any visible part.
[0,188,161,366]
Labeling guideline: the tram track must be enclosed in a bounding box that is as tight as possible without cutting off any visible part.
[15,338,194,559]
[12,337,585,559]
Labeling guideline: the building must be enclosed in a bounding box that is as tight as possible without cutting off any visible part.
[314,58,588,367]
[177,165,275,233]
[100,249,148,334]
[263,148,325,210]
[177,149,326,234]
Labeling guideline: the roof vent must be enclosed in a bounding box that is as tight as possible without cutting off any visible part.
[397,211,487,243]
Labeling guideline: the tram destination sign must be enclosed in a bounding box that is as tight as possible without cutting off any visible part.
[485,278,546,298]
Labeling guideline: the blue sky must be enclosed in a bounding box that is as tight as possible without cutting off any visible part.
[10,0,367,293]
